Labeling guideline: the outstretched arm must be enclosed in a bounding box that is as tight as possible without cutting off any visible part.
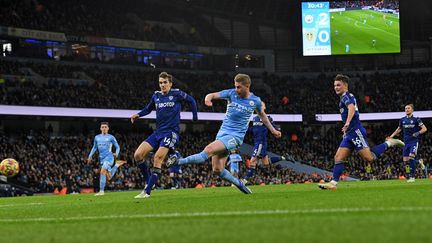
[257,110,281,138]
[185,94,198,121]
[389,126,402,138]
[204,92,222,107]
[87,138,97,163]
[112,136,120,158]
[131,95,155,123]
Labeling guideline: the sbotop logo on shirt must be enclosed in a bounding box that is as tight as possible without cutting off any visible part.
[157,102,175,108]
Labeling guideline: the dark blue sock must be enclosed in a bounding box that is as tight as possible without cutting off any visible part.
[172,177,178,188]
[409,159,417,178]
[145,168,161,195]
[371,143,388,159]
[244,167,256,180]
[270,156,282,164]
[332,162,345,182]
[138,162,150,182]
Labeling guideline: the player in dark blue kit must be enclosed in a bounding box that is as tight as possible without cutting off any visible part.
[319,74,405,190]
[388,104,427,182]
[131,72,198,198]
[87,122,124,196]
[242,102,285,184]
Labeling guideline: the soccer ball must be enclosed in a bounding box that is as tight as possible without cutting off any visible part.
[0,158,20,177]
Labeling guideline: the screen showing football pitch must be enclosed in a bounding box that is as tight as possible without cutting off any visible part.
[301,0,400,56]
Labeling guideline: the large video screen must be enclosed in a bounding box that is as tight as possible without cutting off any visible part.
[302,1,400,56]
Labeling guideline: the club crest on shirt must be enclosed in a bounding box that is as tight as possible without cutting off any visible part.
[169,96,173,100]
[249,101,254,106]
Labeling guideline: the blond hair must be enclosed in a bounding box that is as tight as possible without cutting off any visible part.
[234,73,251,86]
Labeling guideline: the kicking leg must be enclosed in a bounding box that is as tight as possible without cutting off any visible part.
[213,155,252,194]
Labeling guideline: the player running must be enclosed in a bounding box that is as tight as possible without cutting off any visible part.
[131,72,198,199]
[242,102,285,184]
[388,104,427,182]
[87,122,125,196]
[167,73,282,194]
[318,74,405,190]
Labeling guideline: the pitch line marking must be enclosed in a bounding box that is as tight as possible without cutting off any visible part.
[1,206,432,223]
[0,202,44,208]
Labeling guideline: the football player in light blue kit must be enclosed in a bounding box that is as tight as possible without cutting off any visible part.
[318,74,405,190]
[131,72,198,199]
[388,104,427,182]
[87,122,123,196]
[167,73,282,194]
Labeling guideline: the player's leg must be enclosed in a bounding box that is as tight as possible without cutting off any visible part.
[243,156,258,182]
[133,138,156,198]
[407,143,419,182]
[319,135,353,190]
[134,141,154,161]
[354,127,403,161]
[143,146,169,196]
[168,140,226,166]
[370,137,404,159]
[230,162,239,178]
[134,140,155,184]
[96,159,111,196]
[243,143,262,181]
[213,154,251,194]
[262,156,270,167]
[168,134,241,167]
[169,167,182,189]
[169,171,176,189]
[332,147,351,182]
[109,159,126,180]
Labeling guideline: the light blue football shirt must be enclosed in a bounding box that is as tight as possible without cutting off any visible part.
[88,134,120,160]
[217,89,262,141]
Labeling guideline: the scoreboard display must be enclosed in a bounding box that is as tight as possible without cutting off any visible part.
[301,1,400,56]
[302,2,331,56]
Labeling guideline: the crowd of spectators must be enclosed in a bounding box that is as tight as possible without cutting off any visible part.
[0,128,327,193]
[0,0,225,47]
[1,60,432,114]
[2,116,430,194]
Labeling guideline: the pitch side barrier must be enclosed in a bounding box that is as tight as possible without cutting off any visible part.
[239,144,359,181]
[0,105,303,122]
[316,111,432,122]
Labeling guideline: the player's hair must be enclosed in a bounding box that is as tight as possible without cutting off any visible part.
[159,72,173,83]
[334,74,350,84]
[234,73,251,86]
[100,121,109,126]
[406,103,414,110]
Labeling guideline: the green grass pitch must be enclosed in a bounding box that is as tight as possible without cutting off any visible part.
[1,180,431,243]
[330,10,400,55]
